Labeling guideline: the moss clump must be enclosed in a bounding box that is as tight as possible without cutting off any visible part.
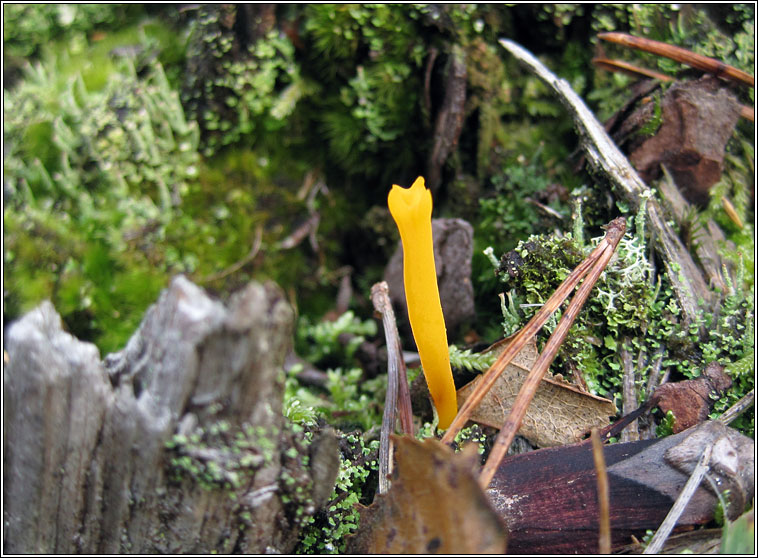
[165,420,274,491]
[485,196,753,436]
[3,4,143,63]
[182,5,304,157]
[299,4,427,183]
[4,47,200,352]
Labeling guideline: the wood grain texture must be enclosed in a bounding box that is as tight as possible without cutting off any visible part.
[4,276,338,554]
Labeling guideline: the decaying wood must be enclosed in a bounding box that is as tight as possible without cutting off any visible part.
[3,276,339,554]
[500,38,713,322]
[626,77,742,206]
[487,421,753,554]
[426,44,467,195]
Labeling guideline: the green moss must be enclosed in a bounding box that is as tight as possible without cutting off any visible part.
[296,434,379,554]
[165,419,272,490]
[4,39,200,352]
[483,195,753,435]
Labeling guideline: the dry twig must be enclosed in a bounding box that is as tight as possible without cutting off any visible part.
[598,32,754,87]
[643,443,714,554]
[200,225,263,283]
[500,37,712,322]
[717,389,755,426]
[591,428,611,554]
[371,281,414,494]
[593,57,673,82]
[440,218,625,447]
[592,57,753,122]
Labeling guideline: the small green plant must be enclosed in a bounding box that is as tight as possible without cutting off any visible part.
[285,311,384,431]
[478,147,569,255]
[297,434,379,553]
[655,410,677,437]
[449,345,497,373]
[295,311,377,368]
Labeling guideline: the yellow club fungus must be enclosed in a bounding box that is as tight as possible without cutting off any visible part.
[388,176,457,429]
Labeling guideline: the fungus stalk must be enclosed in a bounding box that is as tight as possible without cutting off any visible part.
[388,176,457,429]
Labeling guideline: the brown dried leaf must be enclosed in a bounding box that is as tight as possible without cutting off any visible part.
[346,436,507,554]
[457,337,617,447]
[652,362,732,433]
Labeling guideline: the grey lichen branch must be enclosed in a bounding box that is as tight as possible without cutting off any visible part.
[499,38,712,322]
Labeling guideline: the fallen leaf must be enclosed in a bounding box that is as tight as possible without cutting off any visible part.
[457,337,617,447]
[346,435,507,554]
[652,362,732,433]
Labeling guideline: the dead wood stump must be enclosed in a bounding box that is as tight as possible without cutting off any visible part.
[3,276,338,554]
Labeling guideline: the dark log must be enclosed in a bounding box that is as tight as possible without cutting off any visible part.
[3,276,339,554]
[487,421,753,554]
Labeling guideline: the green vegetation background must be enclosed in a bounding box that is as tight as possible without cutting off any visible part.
[4,4,754,553]
[4,2,753,418]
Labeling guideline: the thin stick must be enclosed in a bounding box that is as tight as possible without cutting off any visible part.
[598,32,754,87]
[372,282,404,494]
[500,37,712,323]
[478,218,625,487]
[593,57,754,122]
[643,443,713,554]
[591,428,611,554]
[717,389,754,426]
[620,338,639,442]
[593,57,673,82]
[372,280,414,445]
[440,220,623,445]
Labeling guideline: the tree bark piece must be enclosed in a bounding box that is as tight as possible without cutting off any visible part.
[426,44,467,195]
[487,421,753,554]
[4,276,336,554]
[500,38,713,321]
[627,76,741,205]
